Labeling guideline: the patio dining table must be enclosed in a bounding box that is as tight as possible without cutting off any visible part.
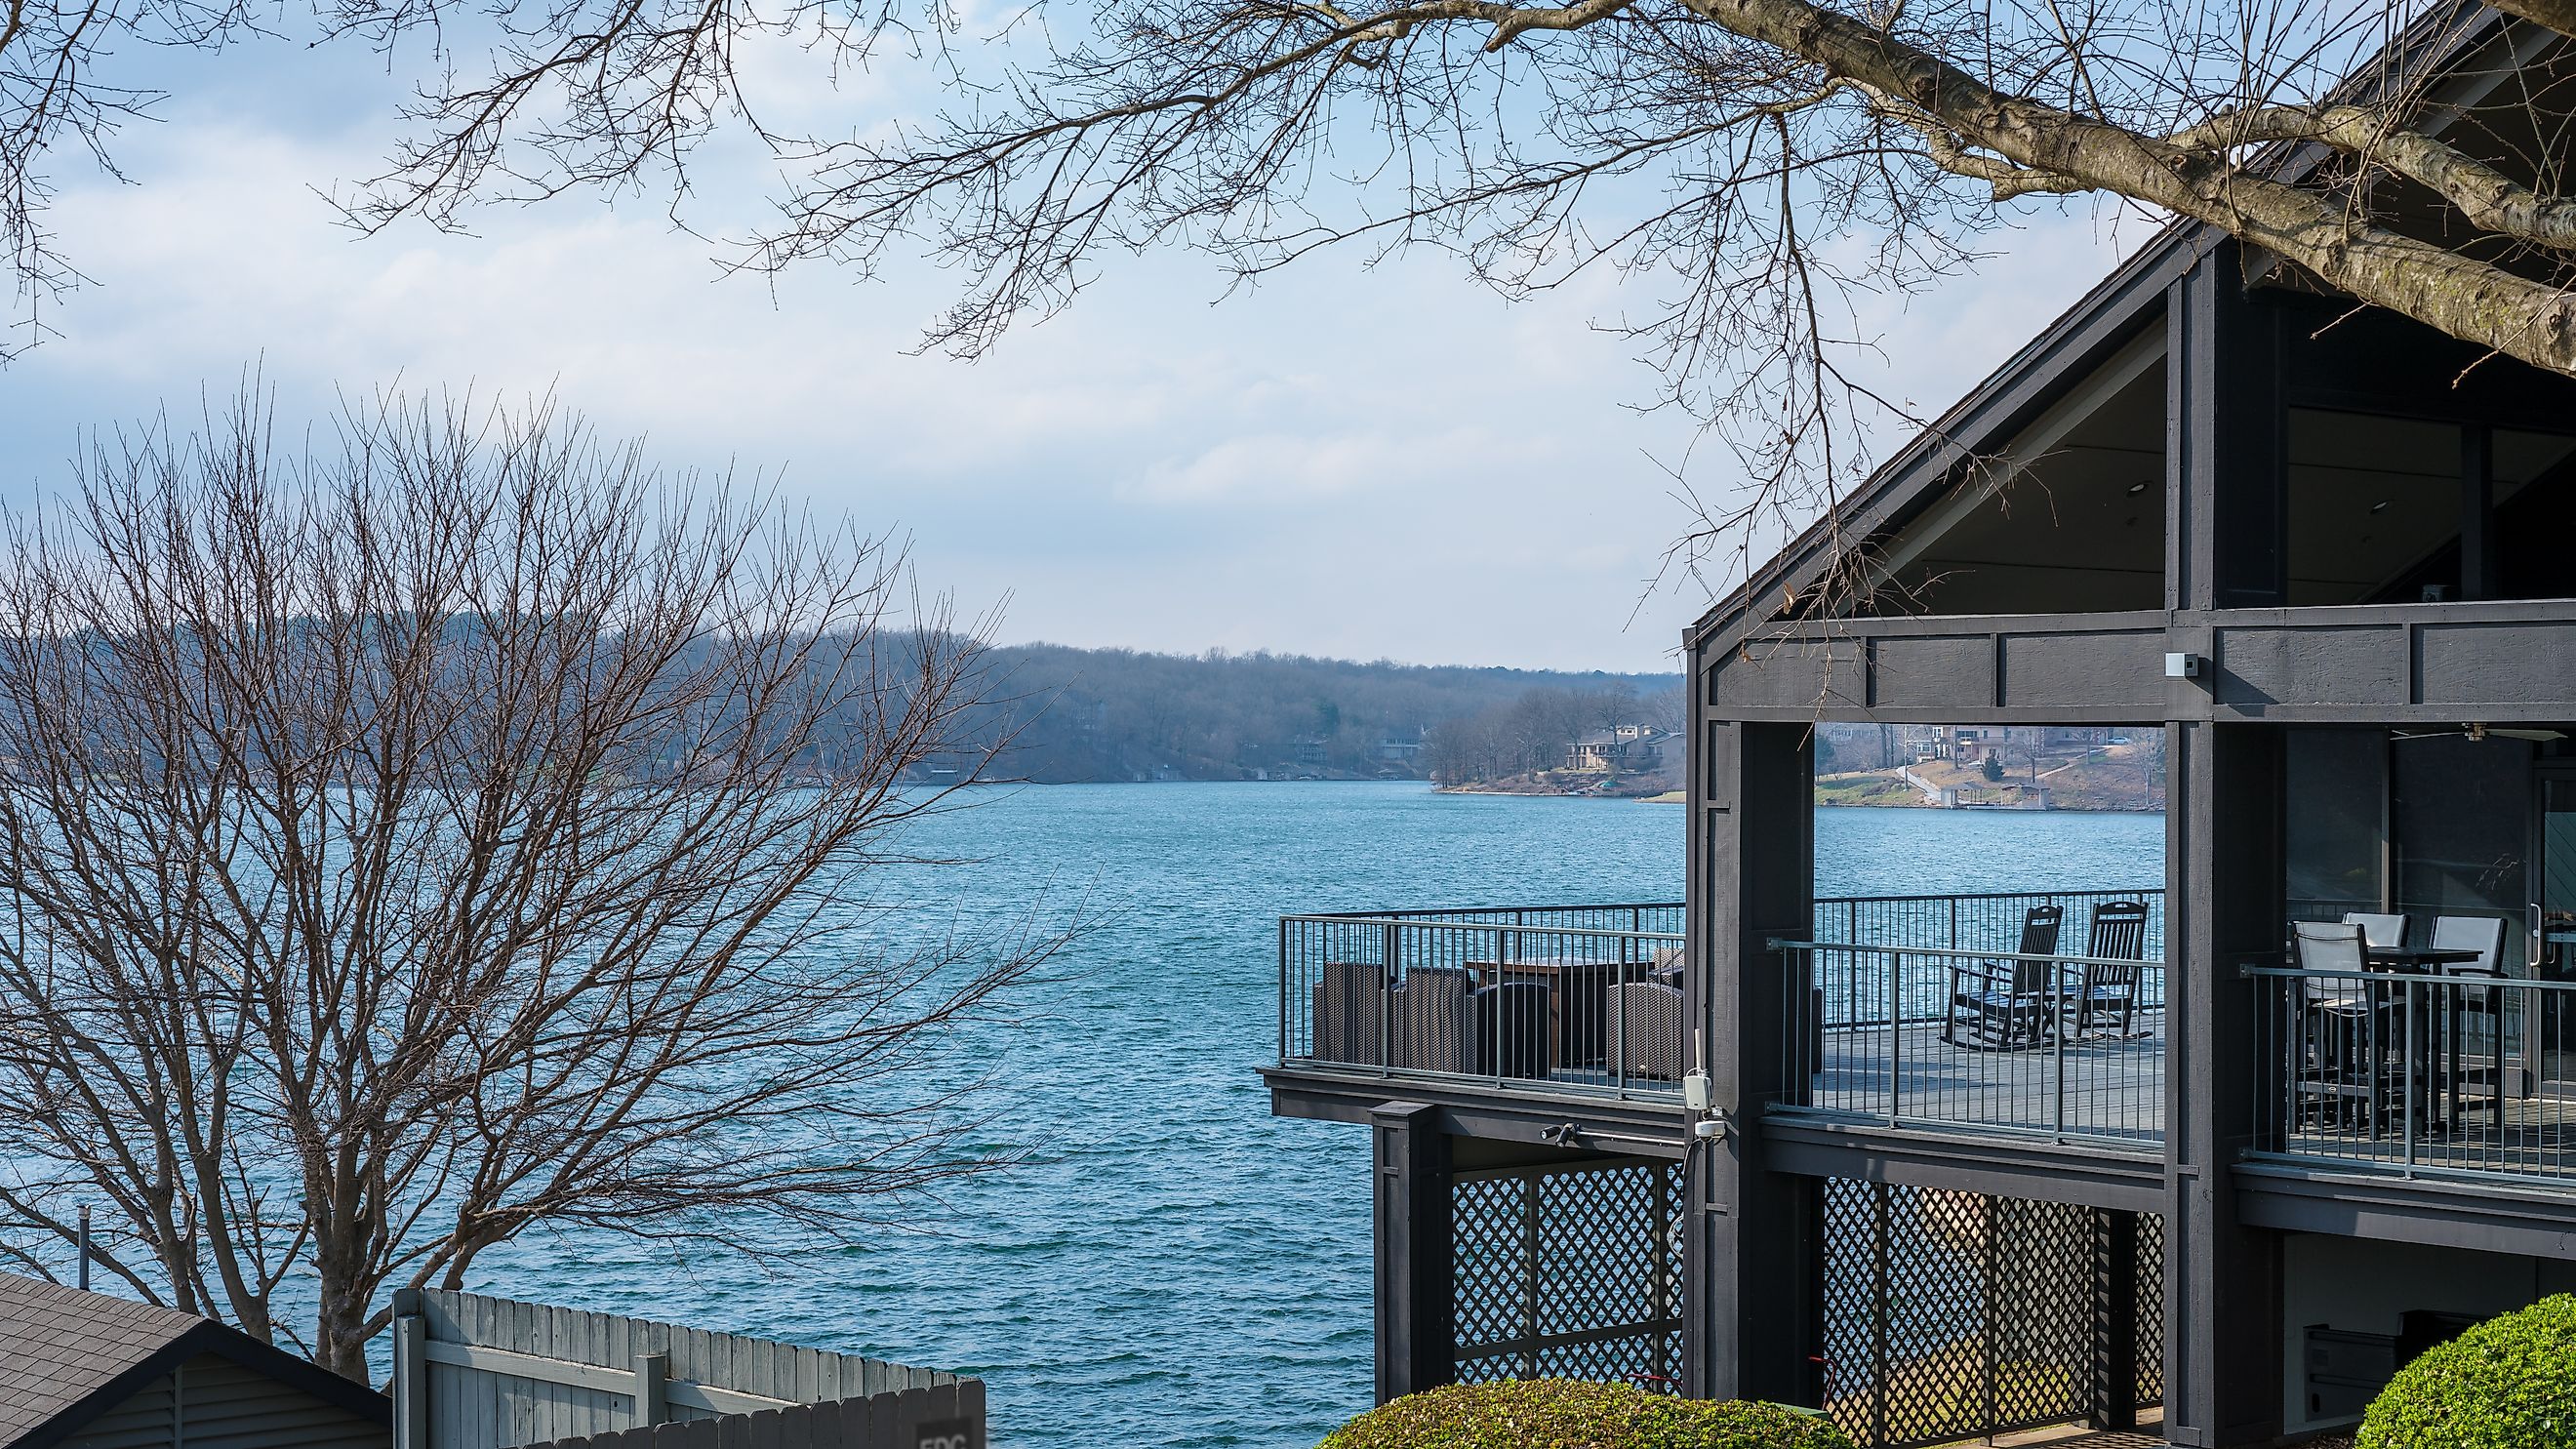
[1468,956,1660,1067]
[2306,944,2485,1135]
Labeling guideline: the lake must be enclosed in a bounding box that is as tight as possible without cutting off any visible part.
[474,782,2164,1449]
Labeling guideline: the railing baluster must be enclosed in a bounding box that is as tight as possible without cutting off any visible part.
[1887,947,1903,1126]
[1278,917,1291,1064]
[2403,979,2418,1174]
[2052,960,2067,1140]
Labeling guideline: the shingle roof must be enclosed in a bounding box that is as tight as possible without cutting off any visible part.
[0,1272,387,1448]
[0,1274,202,1445]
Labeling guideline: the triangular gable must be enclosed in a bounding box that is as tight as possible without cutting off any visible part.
[1685,225,2200,657]
[1686,2,2528,660]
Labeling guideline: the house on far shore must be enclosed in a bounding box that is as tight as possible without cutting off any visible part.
[0,1272,390,1449]
[1566,724,1675,774]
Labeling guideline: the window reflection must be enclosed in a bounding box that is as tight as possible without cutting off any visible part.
[2394,733,2530,972]
[2287,728,2386,923]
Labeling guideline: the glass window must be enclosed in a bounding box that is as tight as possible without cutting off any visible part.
[2541,777,2576,979]
[2286,410,2464,605]
[2393,732,2530,971]
[2287,728,2385,922]
[2494,428,2576,602]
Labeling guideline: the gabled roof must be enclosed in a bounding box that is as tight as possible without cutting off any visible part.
[1683,1,2524,657]
[1682,219,2201,654]
[0,1273,390,1448]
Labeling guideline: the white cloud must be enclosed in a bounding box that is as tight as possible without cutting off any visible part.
[0,42,2150,674]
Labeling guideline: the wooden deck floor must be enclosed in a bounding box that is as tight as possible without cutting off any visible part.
[1305,1020,2576,1186]
[1791,1020,2576,1178]
[1797,1015,2169,1143]
[2275,1088,2576,1178]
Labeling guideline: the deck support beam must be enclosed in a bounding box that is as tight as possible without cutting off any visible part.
[1690,720,1819,1405]
[2162,723,2286,1447]
[1372,1101,1455,1403]
[2162,241,2288,1449]
[2092,1208,2142,1432]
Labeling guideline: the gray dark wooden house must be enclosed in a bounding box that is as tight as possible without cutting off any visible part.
[1264,7,2576,1446]
[0,1273,392,1449]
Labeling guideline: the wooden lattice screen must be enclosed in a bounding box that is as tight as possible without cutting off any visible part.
[1819,1179,2164,1449]
[1449,1157,1687,1390]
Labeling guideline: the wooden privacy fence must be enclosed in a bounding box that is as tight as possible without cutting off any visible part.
[390,1288,985,1449]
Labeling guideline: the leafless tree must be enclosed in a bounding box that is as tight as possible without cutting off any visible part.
[14,0,2576,579]
[0,386,1046,1379]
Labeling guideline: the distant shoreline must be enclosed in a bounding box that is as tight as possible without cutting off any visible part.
[1816,797,2163,815]
[1434,785,1683,802]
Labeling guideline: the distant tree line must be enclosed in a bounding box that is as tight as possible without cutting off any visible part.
[949,646,1679,784]
[1420,684,1683,786]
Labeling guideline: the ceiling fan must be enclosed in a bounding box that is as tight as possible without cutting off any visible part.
[2389,723,2569,743]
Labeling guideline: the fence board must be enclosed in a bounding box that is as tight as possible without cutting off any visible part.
[406,1290,982,1449]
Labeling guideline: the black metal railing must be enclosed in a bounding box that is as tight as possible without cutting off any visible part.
[1280,912,1689,1099]
[1290,902,1687,933]
[1276,890,2166,1109]
[2250,965,2576,1184]
[1810,888,2166,962]
[1770,941,2167,1143]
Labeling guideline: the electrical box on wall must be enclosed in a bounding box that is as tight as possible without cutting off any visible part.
[2303,1324,2397,1422]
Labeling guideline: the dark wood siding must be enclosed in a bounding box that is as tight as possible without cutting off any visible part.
[63,1376,174,1449]
[62,1357,385,1449]
[1701,602,2576,725]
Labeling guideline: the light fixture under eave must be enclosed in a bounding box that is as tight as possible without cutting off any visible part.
[2475,723,2569,743]
[2125,481,2150,496]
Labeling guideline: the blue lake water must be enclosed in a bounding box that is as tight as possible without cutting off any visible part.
[468,782,2163,1449]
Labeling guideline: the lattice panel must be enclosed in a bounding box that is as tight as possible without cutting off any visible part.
[1453,1174,1531,1353]
[1820,1180,2160,1449]
[1989,1194,2094,1431]
[2135,1211,2166,1408]
[1820,1173,1875,1409]
[1535,1167,1654,1333]
[1885,1188,2002,1446]
[1450,1157,1683,1392]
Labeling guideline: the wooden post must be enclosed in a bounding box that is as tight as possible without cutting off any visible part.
[2463,424,2495,601]
[391,1292,429,1449]
[2092,1208,2140,1431]
[632,1351,668,1428]
[1691,719,1819,1405]
[2163,246,2287,1449]
[2162,720,2287,1448]
[1371,1101,1453,1402]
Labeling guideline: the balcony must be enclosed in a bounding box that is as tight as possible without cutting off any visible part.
[1269,885,2576,1251]
[1271,891,2170,1139]
[2249,963,2576,1186]
[1277,904,1690,1106]
[1768,890,2168,1147]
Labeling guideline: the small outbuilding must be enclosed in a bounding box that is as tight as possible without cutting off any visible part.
[0,1272,391,1449]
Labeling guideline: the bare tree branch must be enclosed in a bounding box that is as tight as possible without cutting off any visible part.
[0,383,1051,1377]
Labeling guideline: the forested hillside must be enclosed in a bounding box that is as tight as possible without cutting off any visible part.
[958,644,1678,783]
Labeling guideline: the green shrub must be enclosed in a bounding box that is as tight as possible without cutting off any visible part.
[2358,1294,2576,1449]
[1317,1380,1855,1449]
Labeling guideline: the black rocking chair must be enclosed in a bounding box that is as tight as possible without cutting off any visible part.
[1942,905,2065,1050]
[2069,901,2153,1038]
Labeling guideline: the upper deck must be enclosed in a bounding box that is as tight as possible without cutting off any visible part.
[1266,886,2576,1227]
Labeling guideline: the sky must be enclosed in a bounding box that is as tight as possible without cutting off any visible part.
[0,30,2146,674]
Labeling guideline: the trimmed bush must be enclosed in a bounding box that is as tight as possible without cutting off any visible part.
[1317,1380,1855,1449]
[2357,1294,2576,1449]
